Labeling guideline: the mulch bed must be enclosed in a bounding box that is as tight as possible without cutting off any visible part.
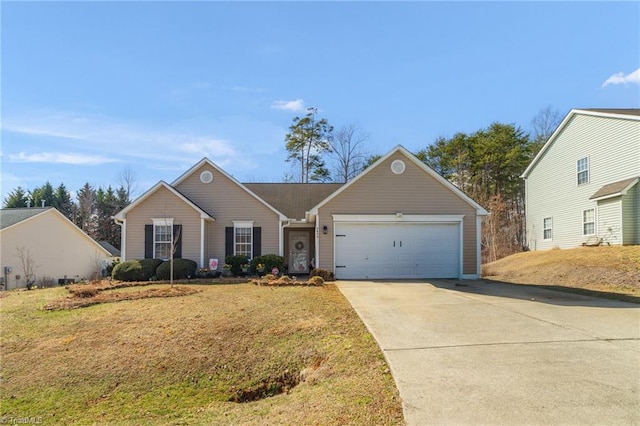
[45,285,200,311]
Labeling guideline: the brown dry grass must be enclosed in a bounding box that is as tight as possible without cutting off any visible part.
[0,283,403,425]
[482,246,640,301]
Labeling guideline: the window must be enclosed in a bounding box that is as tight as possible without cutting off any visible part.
[234,221,253,257]
[543,217,553,240]
[152,218,174,260]
[577,157,589,185]
[582,209,595,235]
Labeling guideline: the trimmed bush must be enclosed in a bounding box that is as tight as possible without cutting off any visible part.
[139,259,164,281]
[156,259,198,280]
[225,255,249,276]
[250,254,285,275]
[310,268,335,282]
[112,260,144,282]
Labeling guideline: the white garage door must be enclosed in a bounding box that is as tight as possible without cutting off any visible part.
[334,222,460,279]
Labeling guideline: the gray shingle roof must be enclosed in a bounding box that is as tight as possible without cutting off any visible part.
[0,207,52,230]
[97,241,121,257]
[244,183,344,219]
[589,177,639,200]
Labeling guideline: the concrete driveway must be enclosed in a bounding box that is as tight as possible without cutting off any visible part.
[336,279,640,425]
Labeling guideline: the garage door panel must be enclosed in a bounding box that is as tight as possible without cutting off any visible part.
[335,222,460,279]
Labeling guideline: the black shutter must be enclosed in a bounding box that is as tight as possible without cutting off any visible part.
[253,227,262,257]
[144,225,153,259]
[173,225,182,258]
[225,227,234,257]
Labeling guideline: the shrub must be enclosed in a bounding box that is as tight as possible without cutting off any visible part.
[225,255,250,276]
[310,268,334,282]
[105,260,119,277]
[112,260,144,281]
[156,258,198,280]
[139,259,164,281]
[250,254,285,275]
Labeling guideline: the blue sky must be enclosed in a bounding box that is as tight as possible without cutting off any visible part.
[2,1,639,201]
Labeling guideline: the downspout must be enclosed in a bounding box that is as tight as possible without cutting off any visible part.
[200,218,205,268]
[281,219,291,260]
[112,217,126,261]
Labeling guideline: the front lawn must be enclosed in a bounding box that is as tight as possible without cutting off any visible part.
[0,283,403,425]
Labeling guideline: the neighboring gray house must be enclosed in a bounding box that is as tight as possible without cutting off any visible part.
[522,109,640,250]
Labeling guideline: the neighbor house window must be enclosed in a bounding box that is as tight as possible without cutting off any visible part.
[152,218,174,260]
[582,209,595,235]
[577,157,589,185]
[233,221,253,257]
[543,217,553,240]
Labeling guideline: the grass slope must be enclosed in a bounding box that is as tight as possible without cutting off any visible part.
[483,246,640,302]
[1,284,403,425]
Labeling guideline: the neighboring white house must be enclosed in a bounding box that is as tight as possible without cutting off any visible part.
[522,108,640,250]
[0,207,112,289]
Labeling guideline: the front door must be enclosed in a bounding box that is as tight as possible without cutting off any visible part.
[289,231,309,274]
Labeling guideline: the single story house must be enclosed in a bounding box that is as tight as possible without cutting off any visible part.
[522,109,639,250]
[114,145,488,279]
[0,207,112,289]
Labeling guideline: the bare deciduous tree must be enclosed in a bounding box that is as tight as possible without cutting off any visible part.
[16,246,37,289]
[327,123,369,183]
[117,166,138,201]
[531,106,563,154]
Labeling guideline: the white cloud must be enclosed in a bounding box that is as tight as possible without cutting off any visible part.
[271,99,305,112]
[178,137,238,158]
[601,68,640,87]
[8,152,118,165]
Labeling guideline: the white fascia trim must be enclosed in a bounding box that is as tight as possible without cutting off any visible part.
[332,214,465,223]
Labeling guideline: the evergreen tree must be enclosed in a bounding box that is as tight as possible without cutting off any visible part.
[3,187,29,208]
[53,183,74,220]
[285,107,333,183]
[31,181,55,208]
[76,182,97,237]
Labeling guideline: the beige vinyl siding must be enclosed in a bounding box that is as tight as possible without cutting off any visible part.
[174,164,280,262]
[622,184,638,244]
[597,198,622,245]
[526,113,640,250]
[318,153,479,275]
[125,186,202,262]
[1,210,109,289]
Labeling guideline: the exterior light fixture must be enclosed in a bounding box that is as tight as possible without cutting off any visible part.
[322,225,328,234]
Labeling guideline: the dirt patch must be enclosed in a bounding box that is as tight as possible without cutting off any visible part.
[229,370,300,403]
[45,285,200,310]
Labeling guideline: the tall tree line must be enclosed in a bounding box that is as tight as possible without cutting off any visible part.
[419,123,533,262]
[283,106,562,261]
[3,181,131,249]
